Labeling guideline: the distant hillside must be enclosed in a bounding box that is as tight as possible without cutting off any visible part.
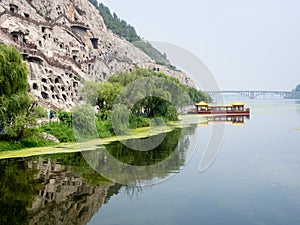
[89,0,170,65]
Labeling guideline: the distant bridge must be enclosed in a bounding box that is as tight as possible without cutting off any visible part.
[206,91,293,99]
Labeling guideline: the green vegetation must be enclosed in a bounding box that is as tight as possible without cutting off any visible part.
[108,68,211,104]
[0,51,207,152]
[132,41,169,65]
[0,131,55,151]
[0,44,34,140]
[0,153,117,225]
[105,128,183,166]
[0,160,38,225]
[0,45,64,151]
[0,125,195,223]
[88,0,169,65]
[77,68,210,136]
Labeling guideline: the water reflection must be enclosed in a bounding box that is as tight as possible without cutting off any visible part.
[0,154,119,225]
[82,126,197,186]
[0,127,197,224]
[199,115,250,126]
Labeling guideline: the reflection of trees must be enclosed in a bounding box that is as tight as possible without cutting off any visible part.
[0,125,198,224]
[83,126,197,186]
[105,129,183,166]
[0,160,37,225]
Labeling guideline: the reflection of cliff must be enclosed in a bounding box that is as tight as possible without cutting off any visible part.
[0,155,120,225]
[0,127,198,223]
[27,158,115,225]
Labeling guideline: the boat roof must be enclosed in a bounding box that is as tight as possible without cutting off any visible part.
[231,102,245,106]
[195,101,209,106]
[195,102,246,107]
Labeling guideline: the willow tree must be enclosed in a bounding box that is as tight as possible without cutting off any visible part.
[0,45,28,96]
[0,44,35,140]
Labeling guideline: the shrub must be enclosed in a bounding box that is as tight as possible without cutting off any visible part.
[95,120,113,138]
[58,110,73,126]
[37,122,75,143]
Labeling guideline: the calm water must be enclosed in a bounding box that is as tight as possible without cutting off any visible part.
[0,99,300,225]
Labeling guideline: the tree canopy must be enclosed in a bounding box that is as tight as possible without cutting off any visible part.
[0,44,35,140]
[80,68,211,126]
[0,44,28,96]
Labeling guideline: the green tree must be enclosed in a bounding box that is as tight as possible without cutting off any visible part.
[0,44,36,140]
[58,110,73,126]
[72,104,98,140]
[80,81,103,105]
[80,81,122,110]
[0,45,28,96]
[109,68,206,122]
[111,104,130,135]
[98,82,122,110]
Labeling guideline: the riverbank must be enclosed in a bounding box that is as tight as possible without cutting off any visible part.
[0,114,204,159]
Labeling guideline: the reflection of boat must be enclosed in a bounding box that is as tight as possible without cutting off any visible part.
[189,101,250,115]
[199,115,250,126]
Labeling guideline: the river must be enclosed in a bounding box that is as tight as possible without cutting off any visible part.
[0,98,300,225]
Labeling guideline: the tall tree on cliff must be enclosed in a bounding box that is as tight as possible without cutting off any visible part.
[0,44,36,140]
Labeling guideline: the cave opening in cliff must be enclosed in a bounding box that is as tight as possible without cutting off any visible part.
[33,83,38,90]
[9,4,18,13]
[90,38,99,49]
[41,92,49,100]
[55,77,62,84]
[62,94,67,102]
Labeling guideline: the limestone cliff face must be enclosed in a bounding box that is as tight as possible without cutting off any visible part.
[0,0,193,110]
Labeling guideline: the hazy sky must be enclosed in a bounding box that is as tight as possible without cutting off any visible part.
[99,0,300,90]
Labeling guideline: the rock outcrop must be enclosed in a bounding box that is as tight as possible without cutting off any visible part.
[0,0,194,110]
[41,132,60,143]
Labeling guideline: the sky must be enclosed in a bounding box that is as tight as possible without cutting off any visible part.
[99,0,300,91]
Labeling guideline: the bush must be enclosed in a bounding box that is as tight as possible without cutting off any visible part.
[129,115,150,129]
[58,110,73,126]
[95,120,113,138]
[72,104,98,140]
[37,122,75,143]
[0,130,56,151]
[32,105,48,118]
[19,131,56,148]
[111,104,130,135]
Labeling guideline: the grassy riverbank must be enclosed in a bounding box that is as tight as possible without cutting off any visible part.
[0,115,203,159]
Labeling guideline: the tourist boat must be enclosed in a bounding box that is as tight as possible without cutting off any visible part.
[189,101,250,115]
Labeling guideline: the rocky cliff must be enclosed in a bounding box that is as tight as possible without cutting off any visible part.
[0,0,193,110]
